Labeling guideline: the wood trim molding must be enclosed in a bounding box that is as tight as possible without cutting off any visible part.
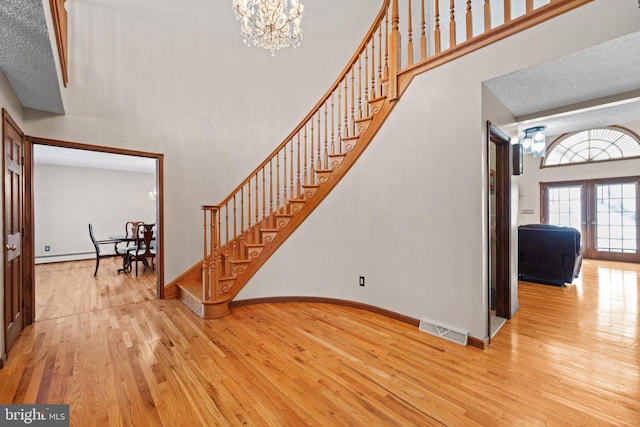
[0,352,7,369]
[49,0,68,86]
[26,135,166,298]
[230,297,487,349]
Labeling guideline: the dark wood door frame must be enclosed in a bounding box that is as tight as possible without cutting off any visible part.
[487,122,512,327]
[2,109,28,366]
[23,136,166,318]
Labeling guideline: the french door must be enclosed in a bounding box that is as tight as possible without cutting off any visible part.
[541,177,640,263]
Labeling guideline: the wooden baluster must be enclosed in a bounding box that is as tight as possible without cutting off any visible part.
[466,0,472,41]
[370,36,376,101]
[351,67,356,135]
[268,162,273,221]
[303,125,308,186]
[240,188,245,258]
[420,0,426,60]
[255,173,259,228]
[449,0,456,48]
[364,46,370,116]
[377,25,382,97]
[287,140,292,203]
[384,11,389,82]
[233,195,237,259]
[317,110,322,170]
[253,175,264,234]
[526,0,533,13]
[344,79,349,137]
[310,115,315,183]
[407,0,414,67]
[504,0,511,23]
[434,0,441,54]
[279,150,284,210]
[388,0,401,100]
[337,86,342,148]
[296,133,301,198]
[247,179,252,231]
[215,207,221,296]
[331,92,335,155]
[357,55,363,120]
[484,0,491,32]
[324,103,328,166]
[262,168,266,223]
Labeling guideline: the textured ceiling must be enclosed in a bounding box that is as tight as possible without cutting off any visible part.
[0,0,64,114]
[484,31,640,138]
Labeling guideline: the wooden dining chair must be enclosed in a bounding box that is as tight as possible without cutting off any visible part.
[88,223,116,276]
[126,223,156,276]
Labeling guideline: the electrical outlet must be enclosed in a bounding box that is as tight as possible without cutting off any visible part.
[359,276,365,287]
[44,245,51,252]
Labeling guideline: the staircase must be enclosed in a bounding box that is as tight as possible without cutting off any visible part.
[172,0,591,318]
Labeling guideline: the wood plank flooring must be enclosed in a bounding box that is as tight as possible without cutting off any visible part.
[1,258,638,426]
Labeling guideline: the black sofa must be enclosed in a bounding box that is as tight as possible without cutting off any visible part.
[518,224,584,286]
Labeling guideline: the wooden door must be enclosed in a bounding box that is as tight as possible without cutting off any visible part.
[3,110,25,355]
[542,177,640,263]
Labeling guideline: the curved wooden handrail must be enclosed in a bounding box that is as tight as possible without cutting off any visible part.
[217,0,391,207]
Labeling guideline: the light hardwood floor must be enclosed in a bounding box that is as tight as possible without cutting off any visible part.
[1,258,638,426]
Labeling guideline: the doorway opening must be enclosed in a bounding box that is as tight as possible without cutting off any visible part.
[27,136,165,323]
[487,122,512,342]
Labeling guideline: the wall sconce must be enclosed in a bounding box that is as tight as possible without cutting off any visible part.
[522,126,546,158]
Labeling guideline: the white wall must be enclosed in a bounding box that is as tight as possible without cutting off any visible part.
[518,120,640,225]
[236,1,640,339]
[34,163,156,263]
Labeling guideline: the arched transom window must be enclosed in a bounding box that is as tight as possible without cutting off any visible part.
[542,127,640,167]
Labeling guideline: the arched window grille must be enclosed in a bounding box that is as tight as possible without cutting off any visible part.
[542,127,640,167]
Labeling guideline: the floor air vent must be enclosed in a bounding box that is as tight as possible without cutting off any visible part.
[419,318,468,346]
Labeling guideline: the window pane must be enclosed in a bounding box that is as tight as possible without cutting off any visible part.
[543,127,640,168]
[597,226,609,239]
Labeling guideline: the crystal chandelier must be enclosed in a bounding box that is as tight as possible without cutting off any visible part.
[232,0,304,56]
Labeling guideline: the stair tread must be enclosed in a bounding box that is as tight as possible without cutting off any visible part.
[178,280,202,297]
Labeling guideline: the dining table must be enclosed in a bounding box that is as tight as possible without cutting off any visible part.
[109,227,156,273]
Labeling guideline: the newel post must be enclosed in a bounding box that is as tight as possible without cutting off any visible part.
[202,205,232,318]
[388,0,401,100]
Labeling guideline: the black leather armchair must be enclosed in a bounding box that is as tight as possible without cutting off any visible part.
[518,224,584,286]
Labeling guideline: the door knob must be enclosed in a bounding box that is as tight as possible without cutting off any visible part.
[6,245,16,251]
